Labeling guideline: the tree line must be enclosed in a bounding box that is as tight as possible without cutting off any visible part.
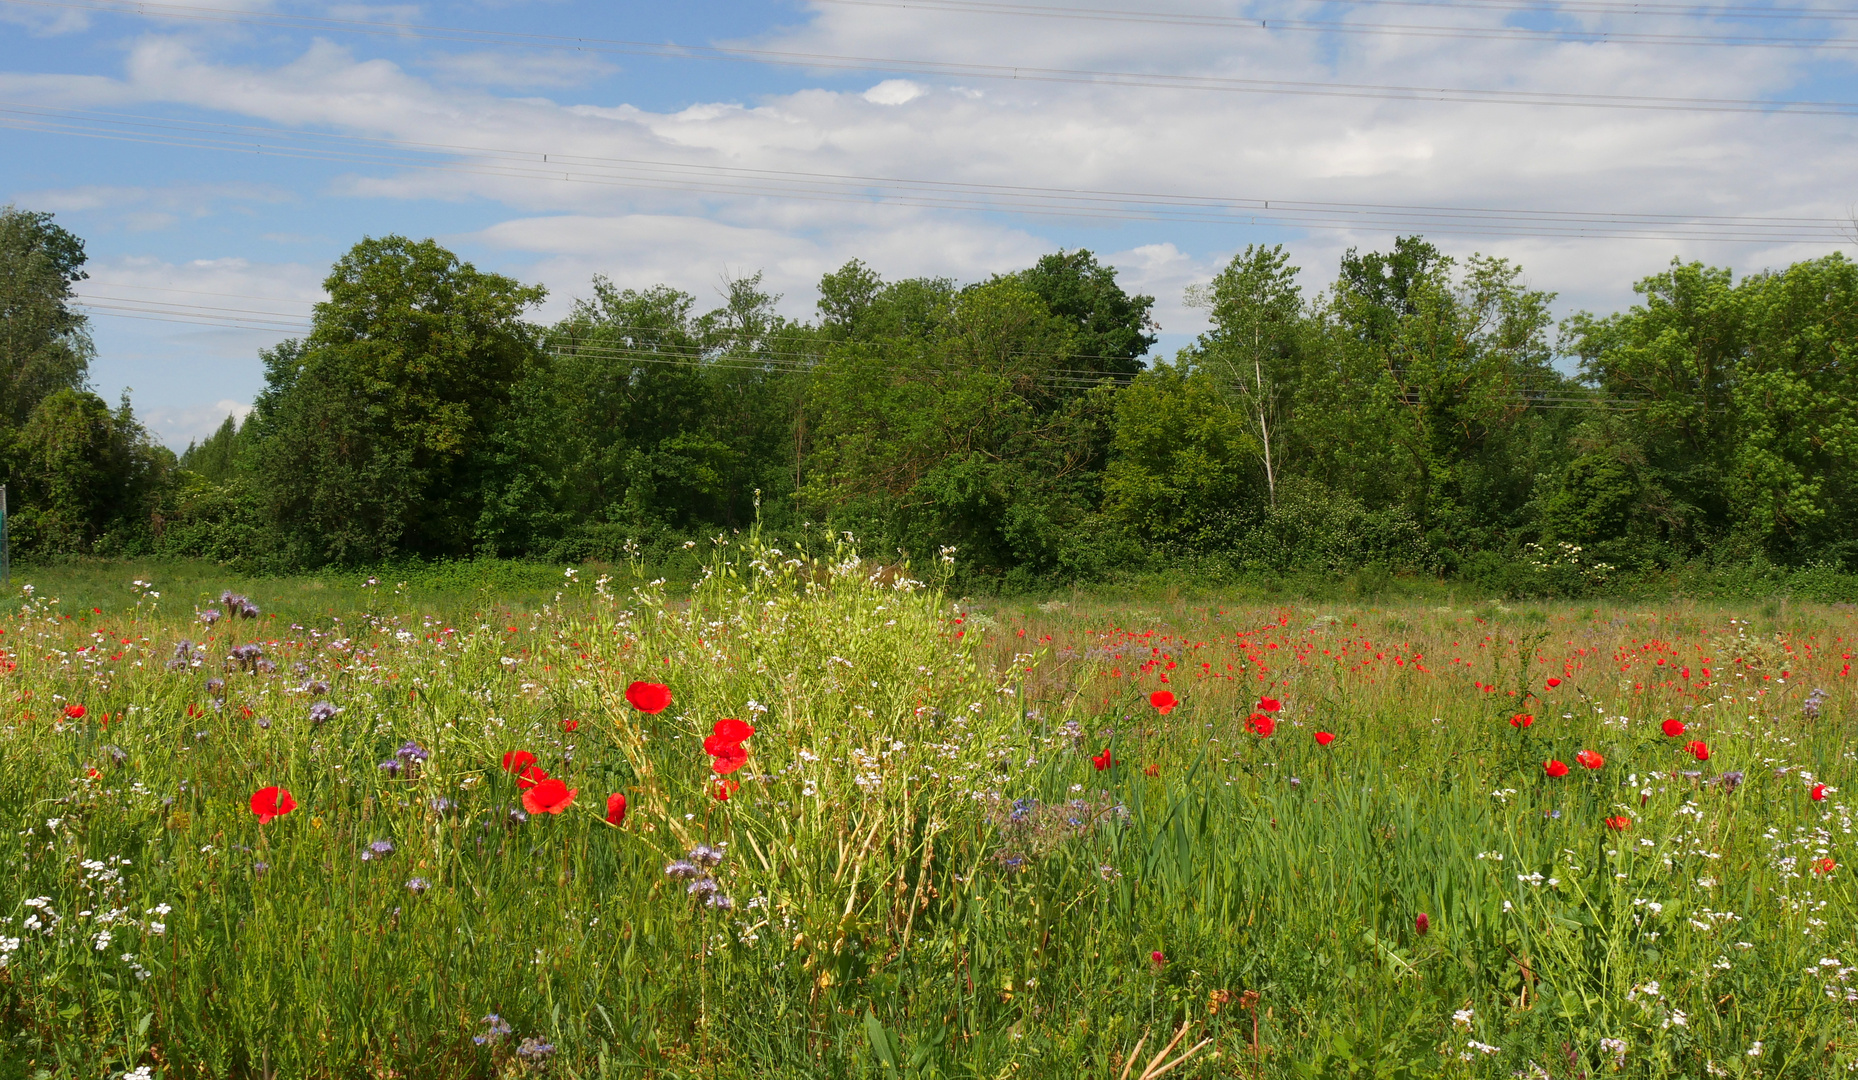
[5,204,1856,594]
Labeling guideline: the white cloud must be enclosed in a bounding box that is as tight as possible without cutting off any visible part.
[140,399,254,451]
[2,5,1852,354]
[422,50,618,89]
[862,79,926,105]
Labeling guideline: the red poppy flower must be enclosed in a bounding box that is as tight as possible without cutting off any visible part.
[1149,690,1177,715]
[62,704,85,720]
[713,777,740,801]
[501,750,537,775]
[517,764,550,790]
[1255,697,1282,712]
[1246,712,1276,738]
[711,742,749,775]
[605,792,627,825]
[250,785,297,824]
[1509,713,1534,728]
[1143,763,1160,777]
[625,681,672,714]
[1091,748,1114,771]
[522,777,577,815]
[1545,677,1562,688]
[711,717,756,745]
[1686,740,1710,761]
[1661,718,1686,737]
[1814,857,1836,875]
[86,766,101,780]
[560,718,580,733]
[1415,913,1430,936]
[1605,815,1632,831]
[1545,759,1569,778]
[1811,783,1827,801]
[1314,731,1335,747]
[1575,749,1604,770]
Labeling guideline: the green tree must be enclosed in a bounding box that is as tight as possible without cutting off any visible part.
[1568,254,1858,564]
[802,271,1114,580]
[0,206,93,430]
[1185,244,1306,506]
[1322,241,1564,559]
[248,236,546,564]
[1101,360,1260,551]
[178,413,250,483]
[8,389,171,555]
[1006,249,1157,375]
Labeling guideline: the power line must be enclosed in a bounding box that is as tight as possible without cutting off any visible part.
[9,104,1851,243]
[816,0,1858,49]
[830,0,1858,25]
[8,0,1858,113]
[71,293,1646,409]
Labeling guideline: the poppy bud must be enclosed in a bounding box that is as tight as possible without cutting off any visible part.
[1415,913,1430,936]
[1149,950,1165,967]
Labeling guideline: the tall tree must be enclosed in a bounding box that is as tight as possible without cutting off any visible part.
[1186,244,1305,506]
[0,206,93,430]
[1322,240,1563,558]
[249,236,546,564]
[1007,249,1157,376]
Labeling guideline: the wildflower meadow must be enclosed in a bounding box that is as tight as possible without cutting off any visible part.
[0,540,1853,1079]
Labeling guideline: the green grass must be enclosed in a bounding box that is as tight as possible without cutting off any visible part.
[0,544,1853,1078]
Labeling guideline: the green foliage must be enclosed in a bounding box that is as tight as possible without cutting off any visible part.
[248,236,547,565]
[0,206,93,432]
[175,413,248,485]
[8,210,1858,597]
[1101,360,1260,551]
[6,390,171,556]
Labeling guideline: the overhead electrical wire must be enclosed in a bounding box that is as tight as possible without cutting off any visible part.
[66,288,1646,409]
[825,0,1858,25]
[814,0,1858,49]
[6,0,1858,112]
[5,104,1852,243]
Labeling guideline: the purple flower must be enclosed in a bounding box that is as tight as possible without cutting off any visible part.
[396,741,429,762]
[308,701,337,725]
[204,678,226,696]
[516,1038,556,1061]
[361,839,395,861]
[406,877,430,894]
[474,1014,513,1045]
[378,759,403,777]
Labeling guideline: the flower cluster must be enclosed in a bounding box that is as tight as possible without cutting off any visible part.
[664,845,733,910]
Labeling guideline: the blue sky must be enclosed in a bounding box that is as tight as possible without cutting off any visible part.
[3,0,1855,448]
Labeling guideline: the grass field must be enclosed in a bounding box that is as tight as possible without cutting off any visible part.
[0,544,1852,1079]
